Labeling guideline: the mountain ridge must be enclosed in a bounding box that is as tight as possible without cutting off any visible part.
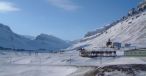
[0,24,70,51]
[68,1,146,50]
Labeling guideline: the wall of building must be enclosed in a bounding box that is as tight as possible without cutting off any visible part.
[124,50,146,57]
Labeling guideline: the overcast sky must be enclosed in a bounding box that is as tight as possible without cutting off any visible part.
[0,0,141,40]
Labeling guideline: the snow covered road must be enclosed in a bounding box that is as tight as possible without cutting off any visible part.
[0,64,77,76]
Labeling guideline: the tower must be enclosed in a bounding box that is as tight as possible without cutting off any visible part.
[106,39,112,48]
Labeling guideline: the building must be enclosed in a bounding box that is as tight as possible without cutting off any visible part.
[113,42,122,50]
[125,43,131,47]
[124,48,146,57]
[106,39,113,48]
[79,48,117,57]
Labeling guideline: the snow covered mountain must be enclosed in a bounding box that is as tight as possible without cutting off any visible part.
[34,34,70,50]
[22,35,35,40]
[68,3,146,50]
[0,24,70,51]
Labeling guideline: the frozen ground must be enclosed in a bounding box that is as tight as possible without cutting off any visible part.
[104,70,146,76]
[1,50,146,66]
[0,50,146,76]
[0,64,77,76]
[97,64,146,76]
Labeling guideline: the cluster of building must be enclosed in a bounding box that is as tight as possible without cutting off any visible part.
[78,38,146,57]
[79,48,117,57]
[106,39,132,50]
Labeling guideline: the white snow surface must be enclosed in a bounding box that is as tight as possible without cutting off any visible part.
[0,64,77,76]
[1,50,146,66]
[0,50,146,76]
[104,71,146,76]
[68,11,146,50]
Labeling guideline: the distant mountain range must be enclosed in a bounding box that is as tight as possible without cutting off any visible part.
[0,24,70,51]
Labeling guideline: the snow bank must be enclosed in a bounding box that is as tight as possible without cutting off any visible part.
[0,64,77,76]
[104,57,146,66]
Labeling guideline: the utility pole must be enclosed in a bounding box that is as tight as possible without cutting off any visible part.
[100,56,102,65]
[39,55,41,65]
[10,36,14,64]
[11,35,17,56]
[9,53,12,64]
[69,55,72,65]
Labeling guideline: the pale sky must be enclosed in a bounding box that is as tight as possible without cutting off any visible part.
[0,0,141,40]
